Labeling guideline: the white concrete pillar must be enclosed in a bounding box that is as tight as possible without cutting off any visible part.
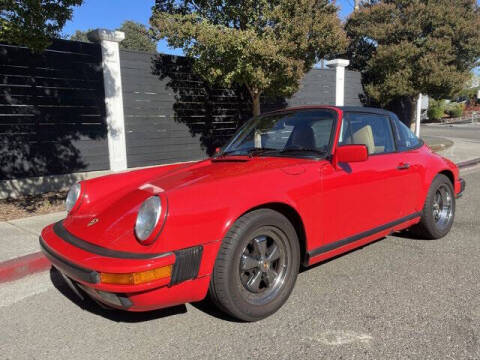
[415,93,422,137]
[326,59,350,106]
[88,29,127,171]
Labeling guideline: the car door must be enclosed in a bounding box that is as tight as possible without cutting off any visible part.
[320,112,408,247]
[389,115,425,215]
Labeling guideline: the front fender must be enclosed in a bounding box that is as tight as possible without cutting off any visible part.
[418,148,460,209]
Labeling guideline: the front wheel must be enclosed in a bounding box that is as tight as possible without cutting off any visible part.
[209,209,300,322]
[412,174,455,239]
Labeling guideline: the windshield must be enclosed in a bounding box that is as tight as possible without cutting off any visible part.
[221,109,337,158]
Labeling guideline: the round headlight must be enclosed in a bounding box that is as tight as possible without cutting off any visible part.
[66,183,81,213]
[135,196,162,242]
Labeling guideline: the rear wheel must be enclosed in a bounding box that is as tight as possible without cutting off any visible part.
[412,174,455,239]
[209,209,300,322]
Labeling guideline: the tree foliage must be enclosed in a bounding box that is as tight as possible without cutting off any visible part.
[70,28,91,42]
[151,0,346,115]
[0,0,82,51]
[346,0,480,125]
[69,21,157,52]
[117,21,157,52]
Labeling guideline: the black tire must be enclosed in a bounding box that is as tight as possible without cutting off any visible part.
[412,174,455,239]
[209,209,300,322]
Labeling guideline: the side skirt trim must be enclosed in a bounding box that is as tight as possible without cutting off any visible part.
[306,212,422,263]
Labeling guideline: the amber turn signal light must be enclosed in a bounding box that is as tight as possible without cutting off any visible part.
[100,265,172,285]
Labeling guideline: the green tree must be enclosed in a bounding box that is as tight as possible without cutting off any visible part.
[346,0,480,128]
[118,21,157,52]
[69,21,157,52]
[70,29,92,42]
[151,0,346,116]
[0,0,82,51]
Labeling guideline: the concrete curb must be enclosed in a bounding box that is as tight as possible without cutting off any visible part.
[1,157,480,285]
[458,158,480,169]
[0,252,50,284]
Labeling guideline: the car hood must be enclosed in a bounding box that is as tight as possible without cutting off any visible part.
[148,157,307,192]
[62,156,311,252]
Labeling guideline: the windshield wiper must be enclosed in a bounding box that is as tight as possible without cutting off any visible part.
[279,147,327,156]
[218,149,245,156]
[219,147,326,158]
[247,147,279,157]
[218,147,278,157]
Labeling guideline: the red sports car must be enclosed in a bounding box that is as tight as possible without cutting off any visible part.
[40,106,465,321]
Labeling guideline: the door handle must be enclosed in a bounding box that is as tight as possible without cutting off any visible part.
[397,162,410,170]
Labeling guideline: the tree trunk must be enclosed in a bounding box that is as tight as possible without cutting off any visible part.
[386,96,412,127]
[252,92,261,117]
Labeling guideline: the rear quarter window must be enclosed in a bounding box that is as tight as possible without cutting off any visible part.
[392,118,421,151]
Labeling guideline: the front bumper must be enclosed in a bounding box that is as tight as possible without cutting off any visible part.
[40,221,220,311]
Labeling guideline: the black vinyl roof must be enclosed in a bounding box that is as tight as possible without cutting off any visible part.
[339,106,400,121]
[337,106,390,114]
[270,105,399,120]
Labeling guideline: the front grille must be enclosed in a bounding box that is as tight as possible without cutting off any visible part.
[170,246,203,285]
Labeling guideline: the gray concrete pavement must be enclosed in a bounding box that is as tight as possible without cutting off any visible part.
[422,123,480,141]
[437,137,480,164]
[422,123,480,164]
[1,169,479,359]
[0,212,65,262]
[422,136,454,152]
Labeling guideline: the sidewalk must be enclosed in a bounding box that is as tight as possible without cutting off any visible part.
[1,138,479,284]
[0,212,65,282]
[434,137,480,165]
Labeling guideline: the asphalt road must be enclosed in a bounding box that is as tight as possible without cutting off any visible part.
[1,168,480,360]
[422,123,480,141]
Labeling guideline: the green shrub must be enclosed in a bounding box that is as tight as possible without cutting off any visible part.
[428,99,446,121]
[446,102,465,118]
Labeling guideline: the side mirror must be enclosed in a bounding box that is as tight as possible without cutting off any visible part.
[334,145,368,166]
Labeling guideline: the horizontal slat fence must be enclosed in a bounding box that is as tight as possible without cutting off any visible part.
[1,40,364,181]
[0,39,108,180]
[121,51,255,168]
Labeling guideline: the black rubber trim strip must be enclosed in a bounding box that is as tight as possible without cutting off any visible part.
[53,221,172,260]
[76,283,133,309]
[306,212,422,262]
[457,178,466,198]
[39,236,100,284]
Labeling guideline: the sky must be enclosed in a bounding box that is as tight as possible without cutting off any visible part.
[62,0,357,55]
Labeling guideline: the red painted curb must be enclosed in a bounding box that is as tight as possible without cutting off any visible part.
[0,252,50,284]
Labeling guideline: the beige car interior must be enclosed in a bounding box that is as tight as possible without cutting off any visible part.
[351,125,384,154]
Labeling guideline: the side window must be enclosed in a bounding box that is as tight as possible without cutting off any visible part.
[339,113,395,155]
[392,118,421,151]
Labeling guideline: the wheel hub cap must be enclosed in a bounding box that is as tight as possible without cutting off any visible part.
[239,232,287,299]
[432,184,453,229]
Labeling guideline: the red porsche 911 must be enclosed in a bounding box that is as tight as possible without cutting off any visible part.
[40,106,465,321]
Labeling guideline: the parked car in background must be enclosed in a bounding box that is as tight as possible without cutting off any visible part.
[40,106,465,321]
